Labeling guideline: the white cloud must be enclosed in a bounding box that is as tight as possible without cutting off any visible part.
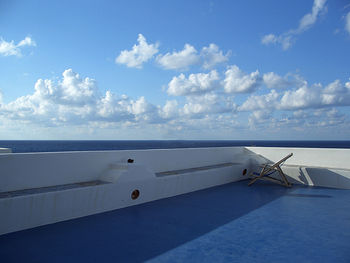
[263,72,292,89]
[248,109,274,129]
[262,0,327,50]
[247,106,350,133]
[115,34,159,68]
[1,70,121,123]
[157,43,229,70]
[117,35,230,71]
[346,12,350,35]
[97,91,133,120]
[0,36,36,57]
[167,70,220,96]
[280,79,350,110]
[129,96,153,115]
[182,93,235,117]
[200,43,230,69]
[239,89,279,111]
[34,69,99,105]
[0,69,188,127]
[223,65,260,93]
[156,44,200,70]
[2,69,100,123]
[346,80,350,89]
[18,36,36,47]
[298,0,327,31]
[240,78,350,112]
[261,34,278,45]
[280,84,321,109]
[1,66,349,139]
[160,100,179,119]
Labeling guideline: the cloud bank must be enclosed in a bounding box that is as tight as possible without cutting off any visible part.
[1,65,349,139]
[2,30,349,139]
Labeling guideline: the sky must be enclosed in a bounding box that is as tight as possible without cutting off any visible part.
[0,0,350,140]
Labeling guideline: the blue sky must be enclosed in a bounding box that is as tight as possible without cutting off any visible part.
[0,0,350,140]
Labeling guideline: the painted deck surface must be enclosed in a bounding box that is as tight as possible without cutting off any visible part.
[0,181,349,263]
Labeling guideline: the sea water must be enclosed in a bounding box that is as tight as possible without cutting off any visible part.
[0,140,350,153]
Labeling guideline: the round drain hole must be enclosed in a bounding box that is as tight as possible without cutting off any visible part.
[242,169,247,175]
[131,189,140,200]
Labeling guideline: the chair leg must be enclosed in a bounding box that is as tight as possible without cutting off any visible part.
[276,166,292,187]
[249,165,292,187]
[248,165,269,186]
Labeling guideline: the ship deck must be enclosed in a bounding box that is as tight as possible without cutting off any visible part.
[1,180,349,263]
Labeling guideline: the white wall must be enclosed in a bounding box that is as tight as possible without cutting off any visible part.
[0,147,251,235]
[0,147,247,192]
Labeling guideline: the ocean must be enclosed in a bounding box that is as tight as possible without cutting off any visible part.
[0,140,350,153]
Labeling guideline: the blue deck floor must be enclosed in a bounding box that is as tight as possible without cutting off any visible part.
[1,180,350,263]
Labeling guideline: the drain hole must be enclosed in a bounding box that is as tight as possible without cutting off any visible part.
[127,159,134,163]
[131,189,140,200]
[242,169,247,175]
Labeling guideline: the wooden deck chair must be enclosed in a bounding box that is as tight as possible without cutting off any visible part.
[248,153,293,187]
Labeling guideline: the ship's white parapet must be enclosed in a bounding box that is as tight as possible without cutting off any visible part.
[0,147,250,235]
[0,146,350,236]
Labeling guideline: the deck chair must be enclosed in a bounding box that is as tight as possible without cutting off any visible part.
[248,153,293,187]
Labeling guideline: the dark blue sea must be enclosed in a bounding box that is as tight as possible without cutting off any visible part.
[0,140,350,153]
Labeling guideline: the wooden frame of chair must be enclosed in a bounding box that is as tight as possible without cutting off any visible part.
[248,153,293,187]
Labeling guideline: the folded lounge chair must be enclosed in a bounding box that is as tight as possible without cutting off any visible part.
[248,153,293,187]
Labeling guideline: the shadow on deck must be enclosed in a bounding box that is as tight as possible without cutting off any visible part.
[0,181,349,263]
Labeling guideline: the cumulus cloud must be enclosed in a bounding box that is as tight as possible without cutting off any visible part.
[239,90,279,111]
[156,43,229,70]
[2,69,100,123]
[0,36,36,57]
[167,70,220,96]
[240,78,350,113]
[182,93,235,117]
[263,72,293,89]
[223,65,261,93]
[1,65,349,138]
[248,109,274,129]
[160,100,179,119]
[262,0,327,50]
[0,69,167,125]
[293,108,346,128]
[117,35,230,71]
[36,69,99,105]
[156,44,200,70]
[115,34,159,68]
[346,12,350,35]
[97,91,133,120]
[200,43,230,69]
[248,106,350,132]
[280,85,321,110]
[0,69,237,129]
[280,79,350,110]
